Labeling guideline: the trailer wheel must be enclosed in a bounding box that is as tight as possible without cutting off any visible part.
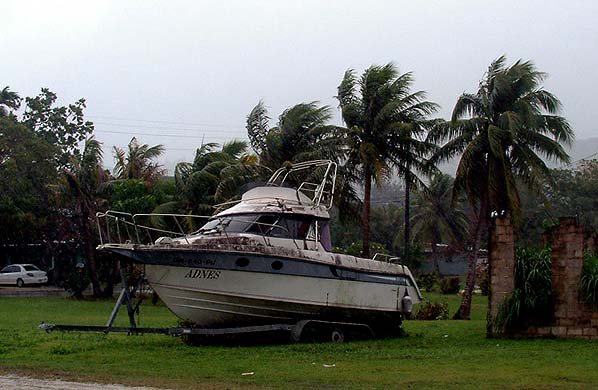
[331,329,344,343]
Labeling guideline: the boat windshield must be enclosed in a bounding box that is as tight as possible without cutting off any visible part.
[195,214,332,249]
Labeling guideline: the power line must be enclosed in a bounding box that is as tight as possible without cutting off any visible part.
[88,114,239,128]
[94,121,245,133]
[95,129,249,139]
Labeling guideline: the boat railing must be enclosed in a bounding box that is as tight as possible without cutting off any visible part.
[372,253,401,263]
[96,211,302,250]
[267,160,337,210]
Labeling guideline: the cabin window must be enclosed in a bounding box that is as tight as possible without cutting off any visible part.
[246,215,278,235]
[196,214,332,247]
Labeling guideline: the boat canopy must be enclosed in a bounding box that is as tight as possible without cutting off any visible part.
[215,187,330,219]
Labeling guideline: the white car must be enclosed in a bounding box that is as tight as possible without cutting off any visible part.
[0,264,48,287]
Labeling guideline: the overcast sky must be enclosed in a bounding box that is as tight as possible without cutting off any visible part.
[2,0,597,172]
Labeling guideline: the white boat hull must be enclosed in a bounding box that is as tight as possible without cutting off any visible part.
[146,264,415,327]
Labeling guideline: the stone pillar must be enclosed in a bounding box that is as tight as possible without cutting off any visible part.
[488,212,515,335]
[550,217,590,327]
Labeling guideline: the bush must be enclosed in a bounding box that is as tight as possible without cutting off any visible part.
[417,272,439,292]
[494,247,553,334]
[580,252,598,307]
[414,301,449,320]
[440,276,460,294]
[64,265,90,299]
[344,241,388,257]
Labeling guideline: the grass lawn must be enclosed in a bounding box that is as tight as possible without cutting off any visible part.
[0,292,597,389]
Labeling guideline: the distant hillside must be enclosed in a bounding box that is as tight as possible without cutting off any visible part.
[563,137,598,167]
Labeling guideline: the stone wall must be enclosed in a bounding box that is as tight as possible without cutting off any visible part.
[488,215,598,339]
[487,213,515,336]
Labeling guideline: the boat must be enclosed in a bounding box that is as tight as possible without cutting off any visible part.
[97,160,422,333]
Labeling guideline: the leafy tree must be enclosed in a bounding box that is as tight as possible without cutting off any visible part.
[113,137,166,183]
[0,86,21,117]
[22,88,94,168]
[549,161,598,226]
[61,137,110,297]
[0,118,57,245]
[429,56,573,319]
[337,63,438,257]
[108,179,172,216]
[516,161,598,246]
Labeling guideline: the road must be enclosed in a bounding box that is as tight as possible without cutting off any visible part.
[0,286,67,297]
[0,374,168,390]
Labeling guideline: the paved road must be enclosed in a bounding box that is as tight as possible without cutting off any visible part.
[0,374,168,390]
[0,286,67,297]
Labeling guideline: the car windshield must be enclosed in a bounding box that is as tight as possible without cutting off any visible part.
[23,265,40,271]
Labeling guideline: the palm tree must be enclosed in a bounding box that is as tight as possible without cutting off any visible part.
[247,100,360,222]
[170,140,265,221]
[246,101,341,170]
[429,56,574,319]
[62,137,109,297]
[113,137,165,183]
[406,174,469,254]
[337,63,439,258]
[0,86,21,117]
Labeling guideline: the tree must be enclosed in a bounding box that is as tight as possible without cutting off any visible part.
[172,140,263,219]
[22,88,94,168]
[113,137,166,183]
[246,101,341,170]
[406,174,469,252]
[0,118,57,246]
[0,86,21,117]
[337,63,438,257]
[62,137,110,297]
[429,56,573,319]
[247,101,360,224]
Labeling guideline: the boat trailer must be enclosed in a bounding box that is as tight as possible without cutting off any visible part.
[39,265,375,343]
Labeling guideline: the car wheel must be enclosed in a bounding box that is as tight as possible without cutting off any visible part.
[16,278,24,288]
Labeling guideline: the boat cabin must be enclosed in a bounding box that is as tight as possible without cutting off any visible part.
[197,186,333,251]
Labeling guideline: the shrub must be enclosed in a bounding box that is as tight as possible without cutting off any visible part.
[64,265,90,299]
[344,241,388,257]
[414,301,449,320]
[417,272,439,292]
[440,276,460,294]
[494,247,553,334]
[580,252,598,308]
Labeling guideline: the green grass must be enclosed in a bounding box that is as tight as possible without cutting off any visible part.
[0,293,597,389]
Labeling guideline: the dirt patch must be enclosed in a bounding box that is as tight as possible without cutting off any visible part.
[0,374,169,390]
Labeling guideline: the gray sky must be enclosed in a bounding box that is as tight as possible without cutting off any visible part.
[2,0,597,173]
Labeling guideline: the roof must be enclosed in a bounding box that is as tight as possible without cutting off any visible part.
[215,186,330,219]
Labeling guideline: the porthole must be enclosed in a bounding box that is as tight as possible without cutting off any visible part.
[236,257,250,267]
[271,260,283,270]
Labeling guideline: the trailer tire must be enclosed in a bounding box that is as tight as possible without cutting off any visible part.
[331,329,344,343]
